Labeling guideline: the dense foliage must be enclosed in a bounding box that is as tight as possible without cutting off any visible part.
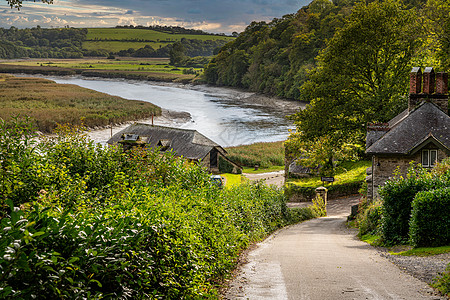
[0,26,86,59]
[375,161,450,245]
[205,0,450,172]
[0,119,315,298]
[409,188,450,247]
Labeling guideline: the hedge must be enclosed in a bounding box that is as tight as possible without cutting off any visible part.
[285,181,362,202]
[409,188,450,247]
[379,167,450,245]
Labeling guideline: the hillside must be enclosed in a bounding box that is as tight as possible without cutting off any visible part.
[0,26,234,59]
[84,27,233,55]
[204,0,449,100]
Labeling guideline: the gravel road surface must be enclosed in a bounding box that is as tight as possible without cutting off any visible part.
[223,197,447,300]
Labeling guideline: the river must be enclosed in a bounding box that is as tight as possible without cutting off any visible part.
[40,76,304,147]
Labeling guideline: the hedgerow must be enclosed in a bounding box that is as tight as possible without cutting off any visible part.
[0,118,315,299]
[379,164,450,245]
[409,188,450,247]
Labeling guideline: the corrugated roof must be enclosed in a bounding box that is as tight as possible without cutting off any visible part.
[107,123,225,160]
[366,102,450,154]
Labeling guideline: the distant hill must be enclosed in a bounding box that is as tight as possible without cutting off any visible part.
[84,28,234,54]
[0,26,234,59]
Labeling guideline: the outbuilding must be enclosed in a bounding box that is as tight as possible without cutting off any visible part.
[107,123,242,174]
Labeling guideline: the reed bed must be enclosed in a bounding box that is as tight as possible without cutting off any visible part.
[226,141,285,168]
[0,75,161,132]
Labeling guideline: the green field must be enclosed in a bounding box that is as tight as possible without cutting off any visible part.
[8,58,190,73]
[1,58,202,78]
[84,28,234,51]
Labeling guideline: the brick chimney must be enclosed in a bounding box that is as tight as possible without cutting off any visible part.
[408,67,448,114]
[423,67,435,94]
[436,72,448,94]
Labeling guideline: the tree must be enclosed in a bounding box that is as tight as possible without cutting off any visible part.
[5,0,52,9]
[169,42,186,66]
[287,0,422,173]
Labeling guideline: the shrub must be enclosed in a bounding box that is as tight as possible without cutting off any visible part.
[432,264,450,297]
[219,156,234,174]
[378,164,447,245]
[409,188,450,247]
[0,119,312,298]
[285,181,362,202]
[357,198,382,237]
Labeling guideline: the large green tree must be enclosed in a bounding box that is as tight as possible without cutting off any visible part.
[287,0,422,173]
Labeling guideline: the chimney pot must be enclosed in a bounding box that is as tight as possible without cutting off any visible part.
[436,72,448,94]
[423,67,435,94]
[409,67,422,94]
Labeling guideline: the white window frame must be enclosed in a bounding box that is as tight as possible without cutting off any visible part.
[422,149,438,167]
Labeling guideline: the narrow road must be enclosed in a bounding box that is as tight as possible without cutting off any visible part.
[224,197,446,300]
[243,170,285,188]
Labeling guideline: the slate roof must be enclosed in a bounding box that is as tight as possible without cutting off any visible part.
[107,123,225,160]
[366,102,450,155]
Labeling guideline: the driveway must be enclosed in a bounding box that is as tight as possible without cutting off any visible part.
[223,197,446,299]
[243,170,285,188]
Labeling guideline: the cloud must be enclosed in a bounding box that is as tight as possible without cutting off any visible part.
[0,0,312,33]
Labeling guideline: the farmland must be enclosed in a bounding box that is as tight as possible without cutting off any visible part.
[84,28,234,51]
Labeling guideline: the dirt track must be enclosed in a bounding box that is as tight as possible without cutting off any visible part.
[223,197,447,300]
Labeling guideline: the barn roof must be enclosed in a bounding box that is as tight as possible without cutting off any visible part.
[366,102,450,155]
[107,123,226,160]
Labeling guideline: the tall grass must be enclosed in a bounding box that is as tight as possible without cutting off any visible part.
[226,141,285,168]
[0,75,161,133]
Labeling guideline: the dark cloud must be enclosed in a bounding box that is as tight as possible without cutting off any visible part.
[76,0,310,23]
[125,10,134,15]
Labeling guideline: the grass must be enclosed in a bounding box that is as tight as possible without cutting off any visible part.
[3,58,201,74]
[0,74,161,133]
[288,160,371,188]
[221,174,243,188]
[360,234,382,245]
[390,246,450,257]
[0,58,200,83]
[243,165,285,174]
[84,28,234,52]
[226,141,285,169]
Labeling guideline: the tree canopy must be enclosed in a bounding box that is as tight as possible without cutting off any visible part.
[286,0,423,173]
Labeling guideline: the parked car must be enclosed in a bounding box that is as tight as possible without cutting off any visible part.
[210,175,224,188]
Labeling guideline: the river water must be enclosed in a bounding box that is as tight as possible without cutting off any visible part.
[41,76,303,146]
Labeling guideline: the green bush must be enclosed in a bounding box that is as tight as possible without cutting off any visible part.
[379,165,449,245]
[285,181,362,202]
[409,188,450,247]
[432,264,450,297]
[0,119,311,298]
[357,198,382,237]
[219,156,234,174]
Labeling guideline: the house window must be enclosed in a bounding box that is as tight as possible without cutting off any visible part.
[422,149,438,167]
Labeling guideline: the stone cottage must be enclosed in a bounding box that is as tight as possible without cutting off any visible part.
[107,123,242,174]
[366,67,450,200]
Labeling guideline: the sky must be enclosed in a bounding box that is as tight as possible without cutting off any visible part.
[0,0,311,34]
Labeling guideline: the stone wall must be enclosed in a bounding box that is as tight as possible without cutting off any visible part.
[370,149,449,199]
